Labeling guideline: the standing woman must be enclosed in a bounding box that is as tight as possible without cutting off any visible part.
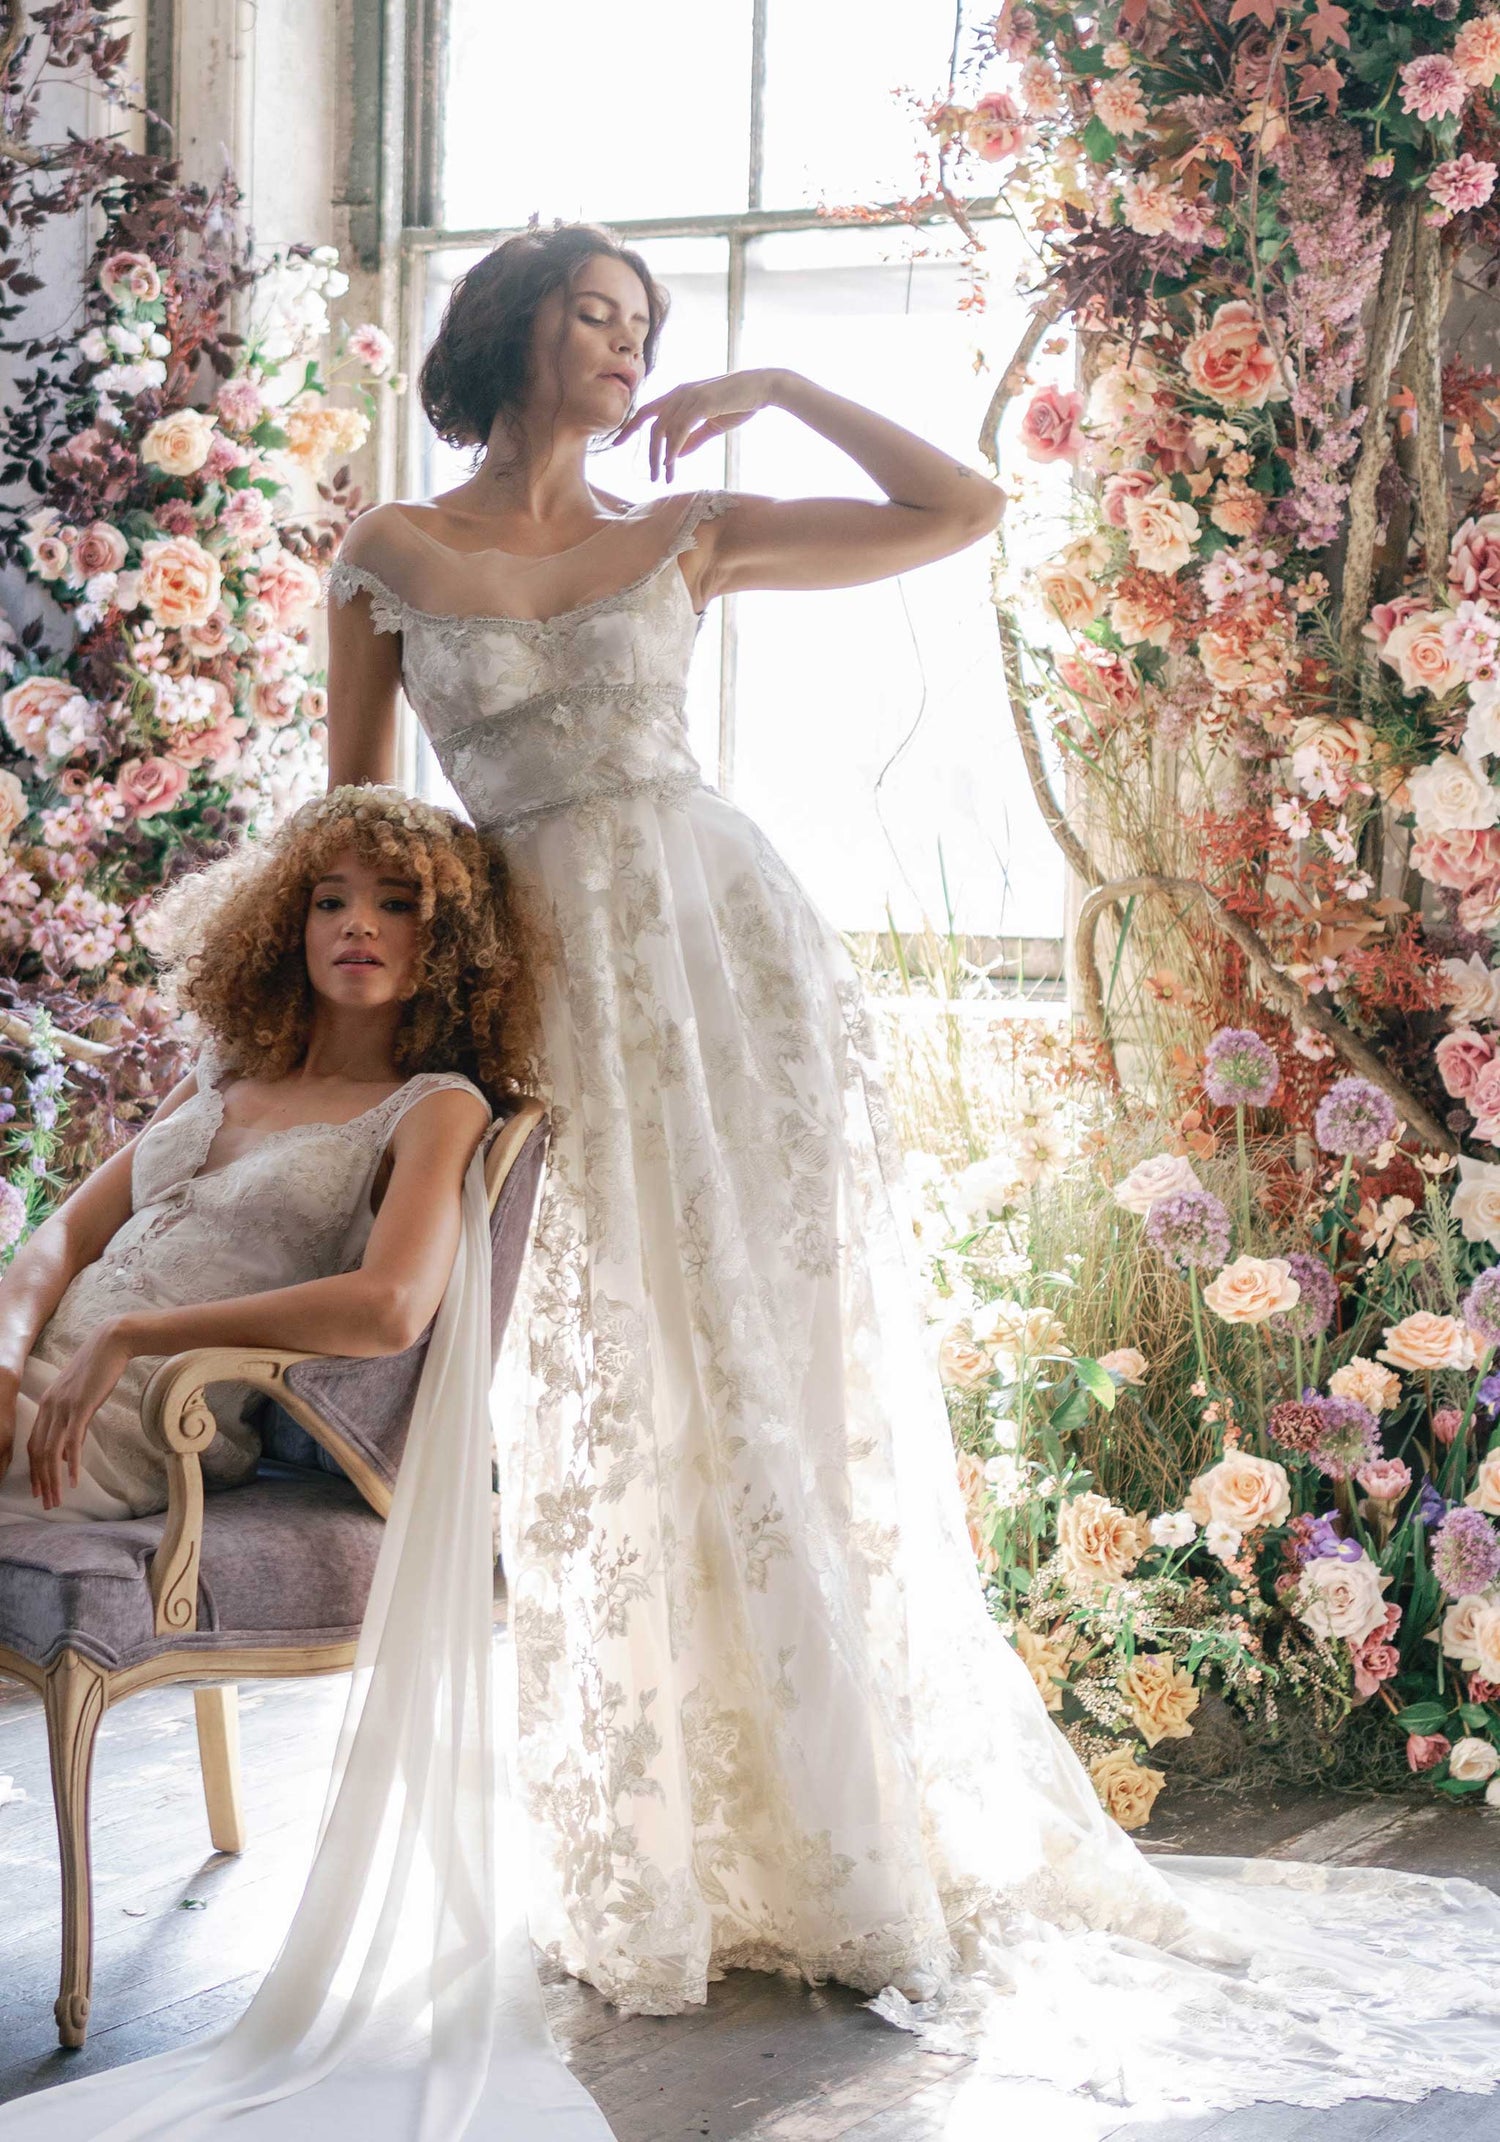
[325,224,1500,2109]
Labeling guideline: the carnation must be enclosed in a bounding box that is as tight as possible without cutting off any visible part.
[1092,72,1148,136]
[1268,1399,1327,1457]
[1430,156,1497,219]
[1273,1253,1338,1339]
[1432,1507,1500,1598]
[1313,1077,1397,1158]
[1202,1027,1280,1109]
[1400,53,1469,123]
[348,322,395,375]
[1144,1188,1232,1271]
[1456,14,1500,88]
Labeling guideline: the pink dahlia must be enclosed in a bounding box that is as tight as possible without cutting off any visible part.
[1429,155,1497,217]
[1400,54,1468,124]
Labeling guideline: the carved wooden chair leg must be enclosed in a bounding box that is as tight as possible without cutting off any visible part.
[193,1684,245,1854]
[43,1647,109,2050]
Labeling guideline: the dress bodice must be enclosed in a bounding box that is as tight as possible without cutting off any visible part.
[326,488,734,836]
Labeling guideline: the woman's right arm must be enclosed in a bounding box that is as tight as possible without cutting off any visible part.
[326,585,402,788]
[0,1072,198,1466]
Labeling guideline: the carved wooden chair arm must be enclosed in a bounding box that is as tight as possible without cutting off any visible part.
[141,1347,321,1639]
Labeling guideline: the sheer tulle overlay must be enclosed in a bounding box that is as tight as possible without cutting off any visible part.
[325,489,1500,2117]
[0,1156,612,2141]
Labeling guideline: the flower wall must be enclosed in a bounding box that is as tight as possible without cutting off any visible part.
[0,16,396,1223]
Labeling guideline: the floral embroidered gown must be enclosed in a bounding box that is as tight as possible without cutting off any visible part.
[328,490,1500,2116]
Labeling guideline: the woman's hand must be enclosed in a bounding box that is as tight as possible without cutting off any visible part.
[28,1319,134,1511]
[615,368,783,483]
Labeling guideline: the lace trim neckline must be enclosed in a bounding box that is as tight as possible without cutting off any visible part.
[185,1067,463,1186]
[390,495,653,562]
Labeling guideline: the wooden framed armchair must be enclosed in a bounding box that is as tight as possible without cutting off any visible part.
[0,1098,548,2050]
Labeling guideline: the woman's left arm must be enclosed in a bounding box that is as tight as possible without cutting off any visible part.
[26,1088,490,1508]
[618,367,1005,598]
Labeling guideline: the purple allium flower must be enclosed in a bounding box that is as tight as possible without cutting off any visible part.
[1273,1253,1338,1339]
[1431,1505,1500,1598]
[1416,1480,1448,1529]
[1144,1188,1233,1271]
[1307,1395,1380,1482]
[1313,1077,1398,1158]
[1463,1268,1500,1349]
[1203,1027,1281,1110]
[0,1177,23,1256]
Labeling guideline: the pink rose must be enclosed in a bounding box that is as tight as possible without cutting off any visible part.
[1437,1028,1495,1098]
[1181,299,1286,410]
[302,685,328,723]
[100,249,161,304]
[1469,1056,1500,1138]
[1450,515,1500,606]
[251,549,323,629]
[1407,1732,1451,1773]
[116,755,190,819]
[1058,646,1139,719]
[1353,1640,1401,1700]
[167,714,245,772]
[72,522,128,578]
[251,676,303,726]
[1019,384,1085,464]
[1356,1457,1412,1503]
[963,91,1032,163]
[1366,594,1429,649]
[1433,1405,1464,1447]
[1459,879,1500,932]
[1101,469,1157,529]
[1411,827,1500,892]
[183,608,235,659]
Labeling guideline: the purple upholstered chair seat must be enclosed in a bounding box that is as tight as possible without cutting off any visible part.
[0,1472,384,1674]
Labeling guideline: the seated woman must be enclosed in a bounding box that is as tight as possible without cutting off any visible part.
[0,783,529,1523]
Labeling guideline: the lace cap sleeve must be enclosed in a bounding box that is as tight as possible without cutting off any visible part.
[324,507,419,636]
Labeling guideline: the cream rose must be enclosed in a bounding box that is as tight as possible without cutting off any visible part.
[1442,952,1500,1028]
[1120,1652,1200,1748]
[1296,1549,1391,1645]
[1382,612,1467,699]
[1470,1601,1500,1684]
[1037,559,1104,632]
[1089,1744,1166,1831]
[1449,1736,1500,1783]
[1122,486,1201,575]
[1055,1491,1150,1590]
[0,768,26,846]
[140,408,218,478]
[1466,1450,1500,1517]
[937,1319,992,1392]
[975,1297,1070,1371]
[1112,1152,1202,1217]
[1012,1623,1075,1712]
[1184,1451,1291,1534]
[1202,1255,1300,1325]
[1098,1346,1148,1386]
[1440,1589,1500,1667]
[1328,1357,1401,1415]
[137,536,222,630]
[1182,299,1287,410]
[1288,715,1372,802]
[1378,1312,1479,1374]
[1454,1158,1500,1252]
[1406,754,1500,837]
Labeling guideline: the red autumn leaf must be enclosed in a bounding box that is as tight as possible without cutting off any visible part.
[1304,0,1350,50]
[1297,59,1344,109]
[1228,0,1280,26]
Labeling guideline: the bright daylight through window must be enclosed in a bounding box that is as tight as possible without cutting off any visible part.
[410,0,1064,949]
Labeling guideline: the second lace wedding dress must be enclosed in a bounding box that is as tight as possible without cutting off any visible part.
[319,485,1500,2119]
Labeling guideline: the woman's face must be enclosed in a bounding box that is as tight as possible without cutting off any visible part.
[304,847,421,1010]
[530,254,652,438]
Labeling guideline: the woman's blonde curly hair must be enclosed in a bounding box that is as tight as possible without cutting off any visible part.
[151,786,537,1108]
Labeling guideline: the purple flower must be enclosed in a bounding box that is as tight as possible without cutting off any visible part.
[1144,1188,1233,1272]
[1203,1027,1281,1110]
[1462,1268,1500,1349]
[1273,1253,1338,1339]
[1431,1506,1500,1598]
[1313,1077,1398,1158]
[1480,1370,1500,1413]
[1307,1395,1380,1482]
[1304,1514,1364,1564]
[1416,1481,1448,1529]
[0,1178,23,1256]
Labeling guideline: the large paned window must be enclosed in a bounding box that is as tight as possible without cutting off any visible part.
[401,1,1062,941]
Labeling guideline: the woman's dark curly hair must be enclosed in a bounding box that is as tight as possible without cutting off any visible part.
[150,787,538,1110]
[418,221,669,451]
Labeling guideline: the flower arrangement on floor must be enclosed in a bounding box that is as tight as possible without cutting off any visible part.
[0,16,396,1217]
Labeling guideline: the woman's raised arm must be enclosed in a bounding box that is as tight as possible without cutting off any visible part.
[617,367,1005,602]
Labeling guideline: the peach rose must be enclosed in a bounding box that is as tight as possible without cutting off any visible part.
[963,90,1031,163]
[137,536,222,630]
[1288,714,1371,803]
[1382,611,1467,699]
[1019,383,1085,464]
[1098,1347,1148,1386]
[1378,1312,1479,1374]
[1100,468,1157,529]
[1202,1255,1300,1326]
[167,714,245,772]
[1440,1589,1500,1667]
[1058,646,1139,719]
[1110,584,1177,649]
[1328,1357,1401,1415]
[1185,1451,1291,1534]
[1442,952,1500,1027]
[115,755,190,820]
[1120,1652,1199,1747]
[100,249,162,303]
[0,768,26,846]
[140,408,218,479]
[1469,1602,1500,1685]
[1456,15,1500,89]
[956,1449,999,1576]
[183,608,235,659]
[1012,1622,1075,1712]
[250,676,304,727]
[1055,1490,1150,1590]
[1411,826,1500,893]
[937,1319,992,1392]
[252,548,323,630]
[1465,1450,1500,1517]
[1037,559,1103,631]
[1090,1744,1166,1830]
[72,521,128,578]
[1,675,81,761]
[1182,299,1287,410]
[1122,486,1200,575]
[1437,1028,1495,1099]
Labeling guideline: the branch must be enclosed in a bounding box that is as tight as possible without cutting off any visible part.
[0,1009,113,1065]
[1338,197,1415,669]
[1411,210,1451,607]
[1073,873,1458,1154]
[0,1,47,169]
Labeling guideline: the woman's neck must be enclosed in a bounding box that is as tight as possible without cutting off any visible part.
[297,1007,404,1087]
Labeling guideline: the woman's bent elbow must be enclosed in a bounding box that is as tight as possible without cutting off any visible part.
[365,1280,436,1356]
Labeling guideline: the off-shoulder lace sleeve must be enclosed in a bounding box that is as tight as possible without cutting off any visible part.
[325,554,408,637]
